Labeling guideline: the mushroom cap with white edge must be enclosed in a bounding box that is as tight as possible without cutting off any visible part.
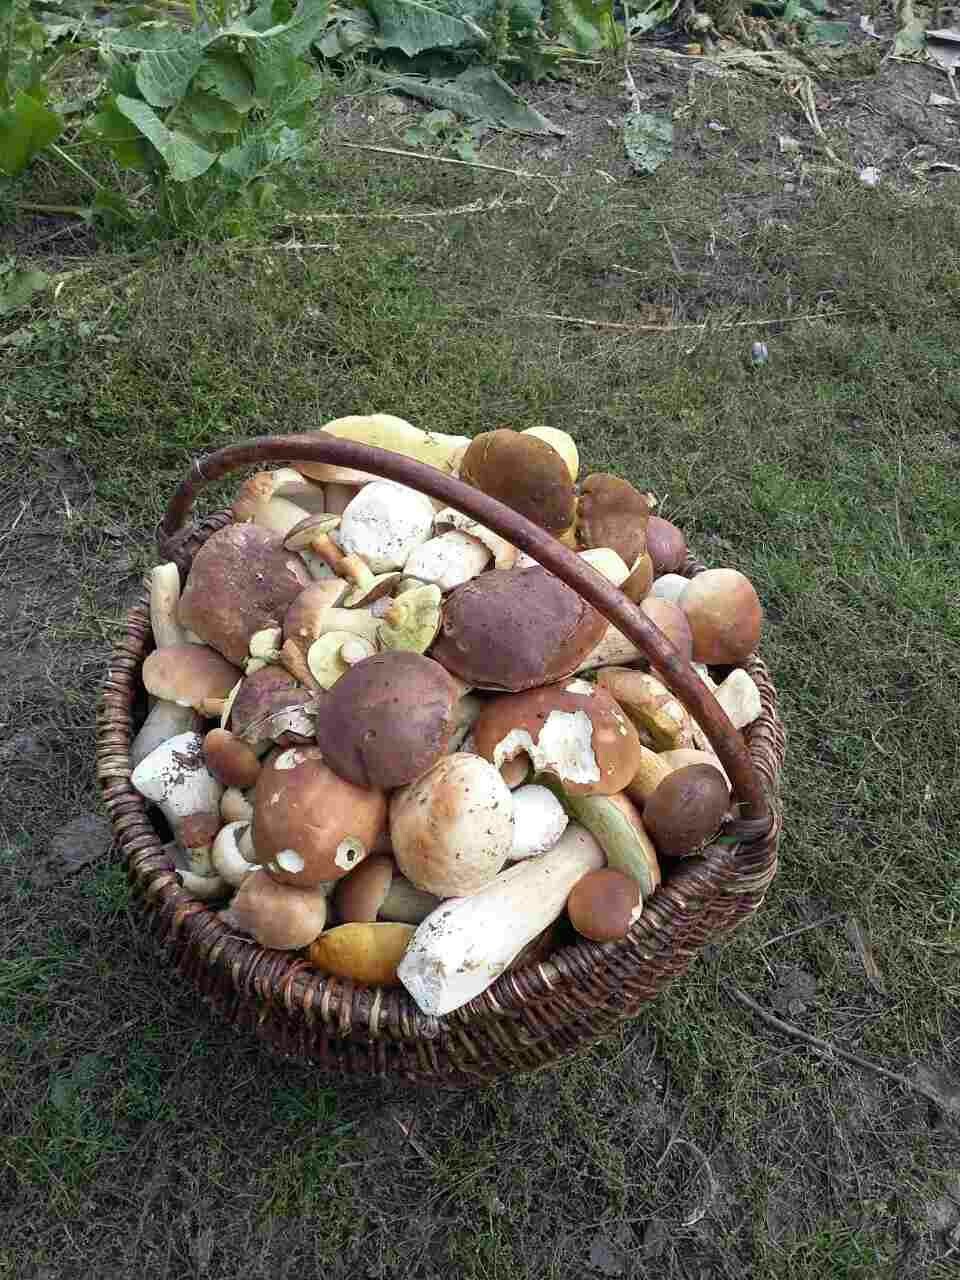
[509,784,569,860]
[471,678,642,797]
[390,752,515,897]
[337,480,435,572]
[131,731,224,827]
[251,745,386,888]
[142,644,243,713]
[178,522,312,667]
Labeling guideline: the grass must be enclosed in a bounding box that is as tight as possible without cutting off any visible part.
[1,47,959,1280]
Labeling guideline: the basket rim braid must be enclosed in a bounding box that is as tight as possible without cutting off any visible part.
[96,435,786,1087]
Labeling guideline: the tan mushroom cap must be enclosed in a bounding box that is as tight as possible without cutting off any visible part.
[178,523,312,667]
[314,651,459,790]
[567,867,643,942]
[142,644,243,712]
[471,679,642,797]
[458,429,576,535]
[430,567,607,692]
[251,745,387,887]
[333,854,395,923]
[576,474,653,568]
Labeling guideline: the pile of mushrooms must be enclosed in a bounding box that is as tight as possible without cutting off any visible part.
[130,413,765,1017]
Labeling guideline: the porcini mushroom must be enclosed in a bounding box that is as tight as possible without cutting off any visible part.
[471,679,642,796]
[142,644,243,717]
[211,820,258,886]
[220,868,328,949]
[390,752,515,897]
[334,856,440,925]
[430,567,606,691]
[293,414,470,486]
[576,473,652,568]
[228,666,317,754]
[376,583,443,653]
[203,728,262,789]
[251,745,386,887]
[337,480,435,572]
[178,523,312,667]
[551,787,660,896]
[314,651,459,789]
[131,700,202,769]
[308,922,416,986]
[131,731,224,837]
[458,428,576,536]
[650,573,690,604]
[646,515,688,575]
[432,508,518,571]
[403,530,491,591]
[150,563,187,648]
[567,868,644,942]
[595,668,693,752]
[643,764,731,858]
[509,784,569,860]
[521,426,579,480]
[678,568,763,665]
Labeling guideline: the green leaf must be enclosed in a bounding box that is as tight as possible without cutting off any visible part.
[0,266,49,316]
[241,1,331,100]
[135,36,207,108]
[218,121,303,183]
[115,94,216,180]
[182,89,245,133]
[0,90,61,175]
[97,26,202,52]
[549,0,616,52]
[628,0,680,35]
[368,0,486,57]
[623,109,672,175]
[194,47,255,112]
[84,96,152,170]
[811,19,849,44]
[375,65,562,134]
[315,9,376,57]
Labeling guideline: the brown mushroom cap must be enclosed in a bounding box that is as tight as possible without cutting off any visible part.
[334,854,395,923]
[678,569,763,665]
[567,868,643,941]
[251,745,387,887]
[621,552,654,603]
[642,763,730,858]
[229,666,314,748]
[283,580,349,650]
[639,596,694,666]
[646,515,688,575]
[471,680,642,796]
[203,728,262,789]
[314,652,459,789]
[142,644,242,711]
[430,567,607,692]
[576,474,652,567]
[178,523,312,666]
[458,429,576,535]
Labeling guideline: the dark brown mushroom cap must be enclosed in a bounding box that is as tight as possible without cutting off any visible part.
[576,474,652,568]
[203,728,262,789]
[642,764,730,858]
[429,567,607,692]
[229,666,314,745]
[646,515,688,575]
[458,429,576,535]
[567,868,643,941]
[315,652,459,789]
[178,523,312,666]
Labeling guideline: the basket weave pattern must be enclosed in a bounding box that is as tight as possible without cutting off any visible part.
[97,453,785,1087]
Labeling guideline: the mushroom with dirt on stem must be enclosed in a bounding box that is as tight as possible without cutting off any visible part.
[131,730,224,844]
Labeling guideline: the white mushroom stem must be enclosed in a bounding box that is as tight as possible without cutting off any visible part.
[713,668,762,729]
[131,731,224,833]
[509,785,569,860]
[575,625,645,673]
[150,564,187,649]
[221,786,254,824]
[211,821,258,887]
[131,701,200,769]
[397,824,605,1017]
[432,507,518,570]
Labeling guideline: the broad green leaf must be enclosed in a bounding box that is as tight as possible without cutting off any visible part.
[223,0,328,52]
[182,89,245,133]
[315,10,376,57]
[375,65,562,134]
[0,90,61,175]
[628,0,680,36]
[623,109,672,175]
[242,1,331,98]
[218,122,303,183]
[268,66,326,124]
[135,36,207,107]
[115,93,216,180]
[0,266,49,316]
[194,47,255,111]
[368,0,485,56]
[548,0,616,52]
[98,26,198,51]
[84,96,152,169]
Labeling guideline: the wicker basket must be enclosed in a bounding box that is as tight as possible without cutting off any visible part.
[96,435,785,1088]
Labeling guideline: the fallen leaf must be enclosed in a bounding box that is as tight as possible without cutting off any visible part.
[844,915,885,994]
[623,111,673,175]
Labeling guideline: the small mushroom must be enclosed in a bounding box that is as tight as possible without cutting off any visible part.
[646,515,688,575]
[203,728,262,789]
[509,784,569,860]
[390,752,515,897]
[576,474,653,568]
[167,835,228,901]
[231,468,327,535]
[228,665,317,753]
[472,679,642,797]
[283,513,349,575]
[334,856,440,925]
[459,428,576,536]
[657,748,730,791]
[624,745,675,804]
[131,731,224,837]
[403,530,491,592]
[567,868,644,942]
[211,820,258,887]
[678,569,763,665]
[377,583,443,653]
[643,764,730,858]
[251,745,386,888]
[308,922,416,986]
[178,523,312,667]
[337,554,403,608]
[307,631,366,689]
[219,868,328,949]
[337,480,435,572]
[142,644,244,717]
[430,567,606,692]
[432,508,518,571]
[596,668,693,752]
[314,651,459,789]
[150,563,187,648]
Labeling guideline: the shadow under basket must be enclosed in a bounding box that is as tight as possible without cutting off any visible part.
[96,435,786,1088]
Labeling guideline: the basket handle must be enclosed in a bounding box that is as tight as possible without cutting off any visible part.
[159,434,772,827]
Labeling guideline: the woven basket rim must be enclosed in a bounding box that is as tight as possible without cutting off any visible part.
[97,507,785,1085]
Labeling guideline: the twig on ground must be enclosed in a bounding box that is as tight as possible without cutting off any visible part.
[502,308,848,333]
[727,984,957,1113]
[657,1136,718,1227]
[787,76,844,167]
[661,224,683,273]
[225,240,338,253]
[289,196,525,223]
[336,141,559,183]
[753,913,843,950]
